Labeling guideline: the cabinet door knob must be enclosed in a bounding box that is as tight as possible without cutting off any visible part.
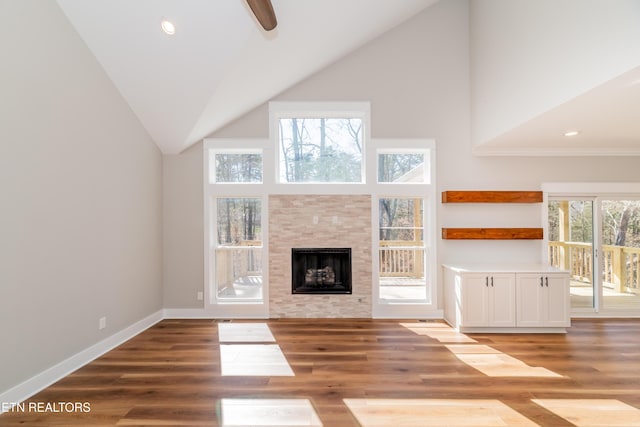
[540,277,544,287]
[545,277,549,287]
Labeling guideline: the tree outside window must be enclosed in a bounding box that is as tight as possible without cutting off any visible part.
[278,118,363,183]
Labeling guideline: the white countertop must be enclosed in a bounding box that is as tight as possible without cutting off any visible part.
[443,264,569,274]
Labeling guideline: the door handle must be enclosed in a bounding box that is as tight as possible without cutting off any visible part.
[545,277,549,287]
[491,277,494,287]
[485,277,489,287]
[540,277,544,287]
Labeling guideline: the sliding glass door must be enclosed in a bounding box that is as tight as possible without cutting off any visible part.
[548,199,596,311]
[548,196,640,314]
[601,200,640,312]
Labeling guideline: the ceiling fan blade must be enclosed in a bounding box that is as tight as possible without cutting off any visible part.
[246,0,277,31]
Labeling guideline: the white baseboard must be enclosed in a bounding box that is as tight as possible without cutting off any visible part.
[0,310,163,413]
[162,308,211,318]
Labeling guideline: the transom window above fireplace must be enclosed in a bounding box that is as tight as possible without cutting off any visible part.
[270,101,369,184]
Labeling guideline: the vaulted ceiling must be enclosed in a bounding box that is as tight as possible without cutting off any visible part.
[56,0,439,154]
[56,0,640,156]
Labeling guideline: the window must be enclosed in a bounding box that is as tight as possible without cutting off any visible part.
[378,197,427,301]
[210,150,262,183]
[378,151,429,184]
[204,139,268,317]
[217,198,262,245]
[271,102,369,184]
[215,198,263,301]
[278,118,362,183]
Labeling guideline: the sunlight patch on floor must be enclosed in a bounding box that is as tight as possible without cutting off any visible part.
[220,398,322,426]
[220,344,294,376]
[343,398,539,426]
[399,322,478,343]
[218,322,276,342]
[532,399,640,426]
[446,345,563,377]
[401,323,561,377]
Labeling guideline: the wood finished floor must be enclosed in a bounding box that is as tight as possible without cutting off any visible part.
[1,318,640,426]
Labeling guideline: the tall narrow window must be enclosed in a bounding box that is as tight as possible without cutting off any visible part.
[215,198,263,301]
[378,197,427,301]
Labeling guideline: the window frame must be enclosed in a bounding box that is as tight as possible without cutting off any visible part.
[543,182,640,317]
[369,139,437,317]
[204,139,270,318]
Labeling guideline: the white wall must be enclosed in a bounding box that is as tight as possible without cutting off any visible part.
[163,0,640,310]
[0,0,163,394]
[470,0,640,148]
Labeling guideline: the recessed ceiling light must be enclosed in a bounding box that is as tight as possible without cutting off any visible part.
[564,130,580,137]
[161,18,176,35]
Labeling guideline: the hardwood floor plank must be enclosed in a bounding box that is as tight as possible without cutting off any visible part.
[1,319,640,426]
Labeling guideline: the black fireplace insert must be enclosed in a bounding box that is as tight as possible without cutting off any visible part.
[291,248,352,294]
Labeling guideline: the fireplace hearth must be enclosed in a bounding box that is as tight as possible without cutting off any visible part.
[291,248,352,294]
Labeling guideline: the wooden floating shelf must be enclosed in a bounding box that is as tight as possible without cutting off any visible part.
[442,227,544,240]
[442,191,543,203]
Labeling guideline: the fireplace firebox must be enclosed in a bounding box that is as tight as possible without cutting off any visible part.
[291,248,352,294]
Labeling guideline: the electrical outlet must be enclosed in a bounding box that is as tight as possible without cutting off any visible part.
[98,317,107,330]
[197,291,204,301]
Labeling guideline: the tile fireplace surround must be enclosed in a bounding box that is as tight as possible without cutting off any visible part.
[269,195,372,317]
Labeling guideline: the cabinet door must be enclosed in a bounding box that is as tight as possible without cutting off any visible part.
[516,274,545,327]
[544,273,570,327]
[489,274,516,327]
[461,274,490,326]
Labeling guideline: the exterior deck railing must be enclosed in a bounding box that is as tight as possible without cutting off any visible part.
[215,242,263,289]
[548,241,640,294]
[379,240,424,278]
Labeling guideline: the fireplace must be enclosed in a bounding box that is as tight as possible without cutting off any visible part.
[291,248,352,294]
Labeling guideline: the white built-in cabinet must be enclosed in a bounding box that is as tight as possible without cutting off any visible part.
[515,273,570,328]
[460,273,515,327]
[443,265,570,333]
